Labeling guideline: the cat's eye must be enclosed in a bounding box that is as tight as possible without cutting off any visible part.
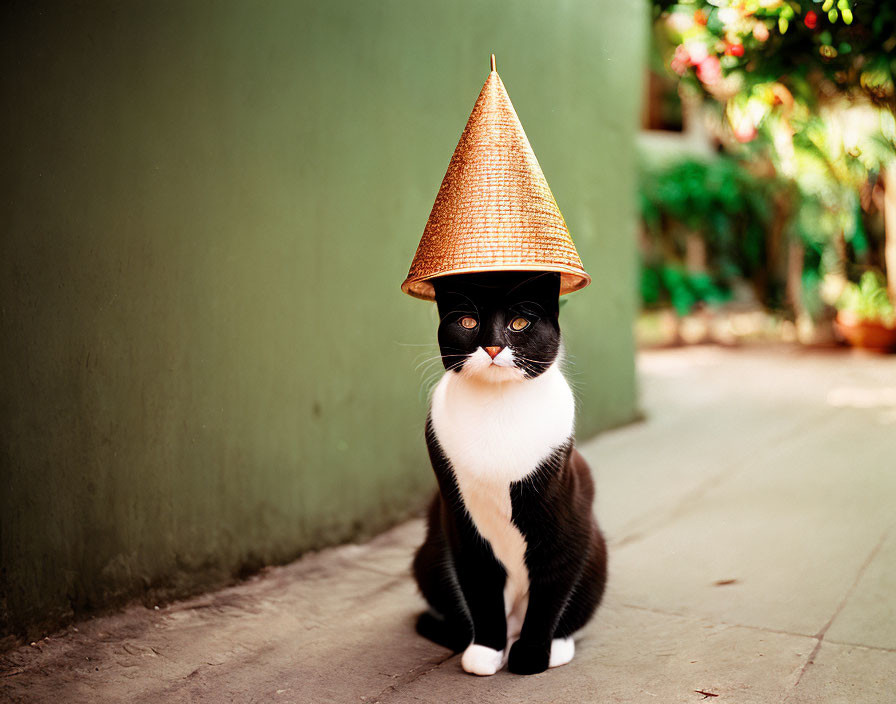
[509,317,530,332]
[458,316,478,330]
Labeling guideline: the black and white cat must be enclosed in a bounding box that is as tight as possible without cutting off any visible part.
[412,271,607,676]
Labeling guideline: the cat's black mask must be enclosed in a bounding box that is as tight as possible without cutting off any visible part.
[432,271,562,382]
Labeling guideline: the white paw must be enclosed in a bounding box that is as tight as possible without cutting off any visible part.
[549,637,575,668]
[461,643,505,676]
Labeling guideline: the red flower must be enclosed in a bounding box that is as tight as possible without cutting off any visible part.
[804,11,818,29]
[725,43,745,58]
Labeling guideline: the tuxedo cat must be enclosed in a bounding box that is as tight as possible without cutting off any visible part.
[412,271,607,676]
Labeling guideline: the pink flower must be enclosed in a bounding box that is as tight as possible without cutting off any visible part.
[671,45,692,75]
[696,56,722,85]
[753,22,770,42]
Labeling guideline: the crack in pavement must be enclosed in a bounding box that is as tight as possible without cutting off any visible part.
[784,528,891,700]
[619,600,896,655]
[617,602,817,641]
[369,651,458,703]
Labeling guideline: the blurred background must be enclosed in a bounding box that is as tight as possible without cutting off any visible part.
[1,0,894,650]
[640,0,896,349]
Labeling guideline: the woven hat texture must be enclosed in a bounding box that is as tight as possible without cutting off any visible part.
[401,58,590,300]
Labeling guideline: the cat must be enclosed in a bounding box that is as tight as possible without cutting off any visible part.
[412,271,607,676]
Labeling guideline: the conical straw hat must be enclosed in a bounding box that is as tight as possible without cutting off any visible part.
[402,55,590,301]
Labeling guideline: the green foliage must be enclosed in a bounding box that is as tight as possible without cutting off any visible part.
[641,263,731,315]
[837,271,896,325]
[639,154,786,312]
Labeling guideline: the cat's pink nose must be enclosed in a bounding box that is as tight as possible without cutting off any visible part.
[484,346,502,359]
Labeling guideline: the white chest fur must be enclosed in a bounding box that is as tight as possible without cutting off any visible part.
[430,362,575,485]
[430,362,575,637]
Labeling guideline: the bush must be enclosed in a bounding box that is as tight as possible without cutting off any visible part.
[639,154,789,312]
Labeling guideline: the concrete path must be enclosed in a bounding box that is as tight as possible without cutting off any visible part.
[2,348,894,703]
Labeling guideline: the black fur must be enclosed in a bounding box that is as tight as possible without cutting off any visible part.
[412,272,607,676]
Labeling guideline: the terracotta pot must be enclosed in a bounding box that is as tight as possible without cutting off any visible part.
[835,311,896,353]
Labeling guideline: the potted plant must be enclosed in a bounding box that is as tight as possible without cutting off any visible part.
[835,272,896,352]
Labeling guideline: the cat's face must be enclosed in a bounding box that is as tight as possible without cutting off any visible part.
[432,272,561,383]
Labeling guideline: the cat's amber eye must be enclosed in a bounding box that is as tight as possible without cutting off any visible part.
[509,317,530,332]
[459,316,478,330]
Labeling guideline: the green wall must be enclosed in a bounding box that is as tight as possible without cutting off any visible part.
[0,1,643,644]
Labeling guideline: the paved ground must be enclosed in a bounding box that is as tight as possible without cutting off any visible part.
[2,347,894,703]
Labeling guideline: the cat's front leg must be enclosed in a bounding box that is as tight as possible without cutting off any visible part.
[454,549,508,676]
[507,576,573,675]
[506,638,550,675]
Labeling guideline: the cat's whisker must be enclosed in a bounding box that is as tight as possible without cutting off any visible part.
[507,352,553,364]
[422,368,444,381]
[418,357,468,397]
[414,351,467,371]
[414,353,443,364]
[415,355,447,372]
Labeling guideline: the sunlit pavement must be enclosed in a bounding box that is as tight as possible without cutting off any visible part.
[2,347,894,703]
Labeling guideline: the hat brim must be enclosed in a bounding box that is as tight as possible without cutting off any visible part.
[401,265,591,301]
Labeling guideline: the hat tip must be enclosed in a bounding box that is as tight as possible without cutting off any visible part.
[490,54,496,73]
